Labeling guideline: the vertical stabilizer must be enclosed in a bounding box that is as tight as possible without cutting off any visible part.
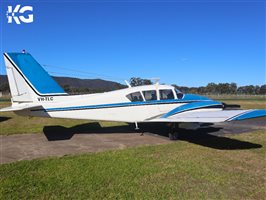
[3,52,66,103]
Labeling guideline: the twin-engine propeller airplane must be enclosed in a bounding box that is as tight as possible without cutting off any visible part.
[1,52,265,140]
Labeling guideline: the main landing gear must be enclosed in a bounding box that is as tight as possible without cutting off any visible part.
[133,122,179,140]
[168,123,179,140]
[134,122,144,136]
[134,122,139,130]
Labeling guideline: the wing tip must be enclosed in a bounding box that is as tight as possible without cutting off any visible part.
[228,109,266,121]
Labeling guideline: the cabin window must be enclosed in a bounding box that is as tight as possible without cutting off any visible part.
[159,89,174,100]
[126,92,144,102]
[175,89,184,99]
[143,90,157,101]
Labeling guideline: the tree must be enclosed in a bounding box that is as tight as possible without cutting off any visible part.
[245,85,255,94]
[0,83,10,93]
[197,86,206,94]
[259,84,266,94]
[172,85,189,93]
[206,82,217,94]
[237,86,246,94]
[229,83,237,94]
[217,83,230,94]
[62,85,71,92]
[129,77,152,86]
[254,85,260,95]
[189,87,198,94]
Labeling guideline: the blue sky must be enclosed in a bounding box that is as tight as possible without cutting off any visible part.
[1,0,265,86]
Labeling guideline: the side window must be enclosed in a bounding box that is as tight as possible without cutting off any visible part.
[159,89,174,100]
[143,90,157,101]
[175,89,184,99]
[126,92,143,102]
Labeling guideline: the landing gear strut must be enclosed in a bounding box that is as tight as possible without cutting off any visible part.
[134,122,139,130]
[134,122,144,136]
[168,123,179,140]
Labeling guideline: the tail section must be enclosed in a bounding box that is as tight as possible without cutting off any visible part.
[3,52,66,103]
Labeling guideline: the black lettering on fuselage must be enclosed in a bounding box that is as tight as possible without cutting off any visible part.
[37,96,54,102]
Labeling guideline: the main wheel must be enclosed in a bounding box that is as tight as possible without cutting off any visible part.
[169,131,179,140]
[168,123,179,140]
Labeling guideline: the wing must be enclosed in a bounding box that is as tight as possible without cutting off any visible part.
[145,101,266,123]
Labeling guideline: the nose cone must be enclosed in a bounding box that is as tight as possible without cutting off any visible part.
[182,94,212,101]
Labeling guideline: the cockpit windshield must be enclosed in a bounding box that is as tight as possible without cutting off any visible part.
[175,89,184,99]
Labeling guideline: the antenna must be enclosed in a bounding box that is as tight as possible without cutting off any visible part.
[149,77,160,85]
[125,80,131,88]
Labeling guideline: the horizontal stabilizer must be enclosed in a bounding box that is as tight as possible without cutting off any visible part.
[0,105,42,112]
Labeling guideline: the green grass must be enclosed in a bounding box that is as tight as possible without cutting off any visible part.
[210,95,266,109]
[0,130,265,199]
[218,99,266,109]
[208,94,266,101]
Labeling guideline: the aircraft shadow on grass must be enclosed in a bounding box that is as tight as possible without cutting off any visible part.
[0,116,11,122]
[43,122,262,150]
[43,122,132,141]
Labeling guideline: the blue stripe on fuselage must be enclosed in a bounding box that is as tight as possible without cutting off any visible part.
[41,99,212,112]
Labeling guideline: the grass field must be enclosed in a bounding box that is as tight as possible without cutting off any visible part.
[0,96,265,199]
[208,94,266,101]
[211,95,266,109]
[0,130,265,199]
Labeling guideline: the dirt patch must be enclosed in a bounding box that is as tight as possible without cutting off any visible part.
[1,117,265,164]
[0,132,171,164]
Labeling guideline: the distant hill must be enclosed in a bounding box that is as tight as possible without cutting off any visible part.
[0,75,8,83]
[53,76,126,91]
[0,75,126,94]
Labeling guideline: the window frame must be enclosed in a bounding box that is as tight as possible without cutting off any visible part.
[175,89,184,99]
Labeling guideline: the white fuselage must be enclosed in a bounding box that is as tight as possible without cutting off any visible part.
[16,85,188,122]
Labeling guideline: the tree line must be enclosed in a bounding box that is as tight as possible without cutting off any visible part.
[129,77,266,95]
[0,77,265,95]
[173,83,266,95]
